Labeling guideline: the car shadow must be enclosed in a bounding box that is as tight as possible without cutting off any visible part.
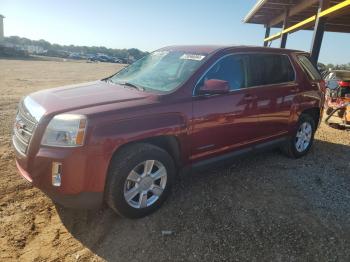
[56,139,350,261]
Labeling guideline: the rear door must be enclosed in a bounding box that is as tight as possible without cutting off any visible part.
[245,53,298,140]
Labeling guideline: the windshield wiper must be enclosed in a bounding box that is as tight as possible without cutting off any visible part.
[105,78,145,91]
[104,78,145,91]
[104,78,115,84]
[122,82,145,91]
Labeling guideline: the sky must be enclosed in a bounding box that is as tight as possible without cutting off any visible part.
[1,0,349,64]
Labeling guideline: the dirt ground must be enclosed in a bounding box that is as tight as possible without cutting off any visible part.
[0,59,350,262]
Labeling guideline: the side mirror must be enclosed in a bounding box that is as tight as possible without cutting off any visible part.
[199,79,230,95]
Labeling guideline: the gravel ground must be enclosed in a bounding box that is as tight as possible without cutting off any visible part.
[0,58,349,261]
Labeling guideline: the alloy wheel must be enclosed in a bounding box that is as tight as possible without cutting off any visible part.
[295,122,312,152]
[123,160,167,209]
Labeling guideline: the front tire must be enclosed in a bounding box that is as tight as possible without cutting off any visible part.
[282,114,316,158]
[105,143,175,218]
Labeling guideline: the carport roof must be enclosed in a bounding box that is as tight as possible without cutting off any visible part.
[244,0,350,33]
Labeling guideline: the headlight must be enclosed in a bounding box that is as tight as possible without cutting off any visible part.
[41,114,87,147]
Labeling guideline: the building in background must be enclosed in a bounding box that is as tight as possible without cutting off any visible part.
[0,14,4,43]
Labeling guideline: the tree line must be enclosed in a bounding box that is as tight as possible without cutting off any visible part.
[3,36,148,60]
[319,62,350,71]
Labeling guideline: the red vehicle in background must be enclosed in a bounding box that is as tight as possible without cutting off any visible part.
[324,70,350,126]
[13,46,325,218]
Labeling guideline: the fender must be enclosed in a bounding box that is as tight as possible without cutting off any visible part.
[84,112,190,191]
[289,90,323,133]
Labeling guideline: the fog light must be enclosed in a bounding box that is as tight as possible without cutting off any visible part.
[52,162,62,187]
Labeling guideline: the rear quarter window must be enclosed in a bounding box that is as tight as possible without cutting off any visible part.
[297,55,322,81]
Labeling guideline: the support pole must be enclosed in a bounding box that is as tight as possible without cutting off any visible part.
[280,8,289,48]
[0,15,4,44]
[310,0,330,64]
[264,25,270,47]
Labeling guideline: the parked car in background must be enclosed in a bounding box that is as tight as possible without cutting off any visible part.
[89,54,109,62]
[13,46,325,218]
[324,70,350,119]
[111,57,124,63]
[88,54,124,63]
[324,70,350,82]
[68,53,84,60]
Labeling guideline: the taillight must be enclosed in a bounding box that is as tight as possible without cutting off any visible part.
[338,81,350,87]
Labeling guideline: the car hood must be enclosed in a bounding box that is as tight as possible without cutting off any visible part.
[28,81,150,117]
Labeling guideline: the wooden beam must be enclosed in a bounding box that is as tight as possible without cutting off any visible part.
[243,0,269,23]
[269,0,319,27]
[319,0,350,17]
[324,25,350,32]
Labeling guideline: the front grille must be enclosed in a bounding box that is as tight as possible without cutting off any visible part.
[12,101,38,155]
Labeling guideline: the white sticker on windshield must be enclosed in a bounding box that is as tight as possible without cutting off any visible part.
[180,54,205,61]
[152,51,169,57]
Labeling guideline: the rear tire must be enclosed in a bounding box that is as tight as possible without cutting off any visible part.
[105,143,175,218]
[281,114,316,158]
[326,107,333,115]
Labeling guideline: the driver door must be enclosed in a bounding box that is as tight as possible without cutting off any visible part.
[191,54,260,162]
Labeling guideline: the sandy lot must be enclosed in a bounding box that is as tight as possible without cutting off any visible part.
[0,59,350,261]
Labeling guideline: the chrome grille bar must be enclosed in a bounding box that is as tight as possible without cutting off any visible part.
[12,100,39,155]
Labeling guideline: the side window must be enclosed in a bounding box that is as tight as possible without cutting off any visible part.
[246,54,295,87]
[297,55,322,80]
[280,55,295,82]
[198,55,246,91]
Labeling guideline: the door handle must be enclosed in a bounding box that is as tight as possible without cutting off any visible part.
[243,94,257,101]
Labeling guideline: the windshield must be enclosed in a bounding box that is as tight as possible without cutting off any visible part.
[108,50,207,92]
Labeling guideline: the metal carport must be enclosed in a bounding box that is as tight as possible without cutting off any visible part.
[244,0,350,64]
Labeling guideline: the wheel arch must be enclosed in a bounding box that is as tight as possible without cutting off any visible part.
[300,107,321,128]
[109,135,182,171]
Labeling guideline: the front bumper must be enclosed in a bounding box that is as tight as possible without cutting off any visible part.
[14,145,108,209]
[16,160,103,209]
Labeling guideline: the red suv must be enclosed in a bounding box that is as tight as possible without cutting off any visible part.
[13,46,325,218]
